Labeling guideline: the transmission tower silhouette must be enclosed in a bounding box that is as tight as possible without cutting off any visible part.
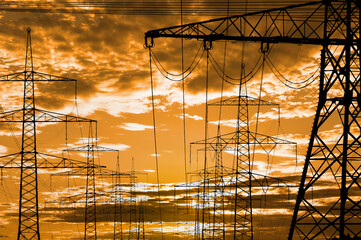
[0,28,99,239]
[127,157,147,240]
[189,74,295,239]
[145,0,360,239]
[53,146,131,239]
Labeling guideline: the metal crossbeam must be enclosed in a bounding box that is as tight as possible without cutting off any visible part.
[144,1,338,46]
[0,152,104,169]
[0,108,94,123]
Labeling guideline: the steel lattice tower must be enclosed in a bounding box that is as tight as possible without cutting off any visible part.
[190,88,294,239]
[51,166,131,240]
[62,144,127,239]
[137,200,145,240]
[66,137,98,240]
[0,29,98,239]
[289,1,361,239]
[128,157,137,240]
[19,26,40,240]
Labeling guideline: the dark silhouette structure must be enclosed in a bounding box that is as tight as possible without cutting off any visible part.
[0,29,99,240]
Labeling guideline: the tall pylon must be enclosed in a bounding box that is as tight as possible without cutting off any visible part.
[0,28,97,240]
[190,86,295,239]
[288,1,361,239]
[19,26,40,240]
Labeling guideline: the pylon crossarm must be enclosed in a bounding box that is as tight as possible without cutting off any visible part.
[0,153,22,168]
[250,172,290,188]
[34,109,95,122]
[32,71,77,82]
[224,174,288,189]
[52,168,131,178]
[0,71,77,82]
[145,1,335,46]
[188,166,234,179]
[0,152,104,169]
[209,95,279,107]
[248,132,297,145]
[191,131,296,147]
[66,144,118,152]
[0,72,25,81]
[36,152,105,169]
[0,108,95,123]
[46,194,85,205]
[47,192,112,205]
[0,109,23,121]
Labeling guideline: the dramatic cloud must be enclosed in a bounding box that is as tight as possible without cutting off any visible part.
[0,1,349,239]
[118,123,154,131]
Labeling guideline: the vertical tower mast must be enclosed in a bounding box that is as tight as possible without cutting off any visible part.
[289,1,361,238]
[0,28,98,240]
[18,28,40,240]
[233,69,252,240]
[128,157,137,239]
[84,124,97,240]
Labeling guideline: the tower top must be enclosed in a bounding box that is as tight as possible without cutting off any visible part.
[25,27,33,73]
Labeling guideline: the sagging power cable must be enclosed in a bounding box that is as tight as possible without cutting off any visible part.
[266,56,319,89]
[209,51,264,85]
[147,46,165,240]
[150,44,204,82]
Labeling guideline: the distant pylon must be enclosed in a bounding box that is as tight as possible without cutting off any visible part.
[51,166,131,240]
[128,157,137,240]
[65,144,127,240]
[127,157,147,240]
[66,131,98,240]
[190,65,296,239]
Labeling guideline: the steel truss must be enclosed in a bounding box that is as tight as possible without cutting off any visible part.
[0,29,99,240]
[61,145,127,240]
[189,91,295,239]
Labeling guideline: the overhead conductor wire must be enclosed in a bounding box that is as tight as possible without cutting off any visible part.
[251,47,268,169]
[148,47,164,239]
[150,44,204,81]
[180,0,191,234]
[201,43,211,240]
[212,0,231,236]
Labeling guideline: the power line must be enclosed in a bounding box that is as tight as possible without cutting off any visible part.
[0,0,324,16]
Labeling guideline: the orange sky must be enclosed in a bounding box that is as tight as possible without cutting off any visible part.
[0,1,343,239]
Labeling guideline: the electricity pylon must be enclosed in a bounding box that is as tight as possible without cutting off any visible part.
[145,0,361,239]
[58,145,129,239]
[51,159,147,240]
[128,157,147,240]
[0,29,100,239]
[52,167,131,239]
[189,86,295,239]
